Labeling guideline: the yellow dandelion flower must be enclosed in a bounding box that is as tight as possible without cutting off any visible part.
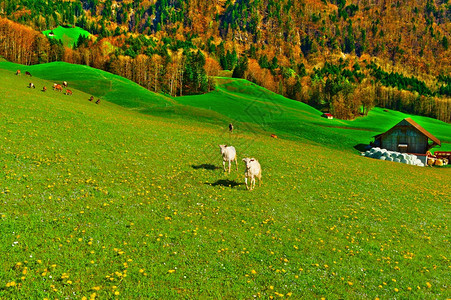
[348,281,353,286]
[168,269,175,273]
[251,270,257,274]
[426,282,432,288]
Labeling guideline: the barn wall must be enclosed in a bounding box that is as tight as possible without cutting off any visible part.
[381,126,429,153]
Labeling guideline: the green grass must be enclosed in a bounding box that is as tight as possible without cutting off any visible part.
[42,26,91,48]
[0,64,450,299]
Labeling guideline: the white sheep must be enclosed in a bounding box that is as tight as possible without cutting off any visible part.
[242,157,262,191]
[219,145,238,173]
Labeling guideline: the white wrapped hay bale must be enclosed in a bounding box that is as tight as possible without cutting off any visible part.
[363,147,425,166]
[372,151,383,159]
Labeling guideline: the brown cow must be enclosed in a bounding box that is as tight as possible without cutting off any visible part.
[42,86,47,92]
[16,70,21,75]
[62,81,68,87]
[25,71,32,77]
[96,99,101,104]
[89,96,94,101]
[270,134,278,139]
[54,84,63,92]
[65,89,72,96]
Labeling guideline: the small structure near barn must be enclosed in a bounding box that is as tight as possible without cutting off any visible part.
[322,113,334,119]
[373,118,441,154]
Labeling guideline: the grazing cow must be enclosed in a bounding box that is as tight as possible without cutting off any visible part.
[270,134,278,138]
[42,86,47,92]
[62,81,68,87]
[89,96,94,101]
[219,145,238,173]
[25,71,32,77]
[65,89,72,96]
[95,99,101,104]
[242,157,262,191]
[28,82,35,89]
[16,70,21,75]
[53,84,63,92]
[229,123,234,133]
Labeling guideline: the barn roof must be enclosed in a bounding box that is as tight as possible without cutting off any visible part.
[375,118,441,146]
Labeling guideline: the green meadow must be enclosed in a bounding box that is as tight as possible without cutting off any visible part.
[0,62,450,299]
[42,26,91,48]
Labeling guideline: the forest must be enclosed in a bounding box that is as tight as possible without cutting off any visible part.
[0,0,450,122]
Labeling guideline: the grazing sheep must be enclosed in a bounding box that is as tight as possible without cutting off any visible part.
[28,82,35,89]
[242,157,262,191]
[219,145,238,173]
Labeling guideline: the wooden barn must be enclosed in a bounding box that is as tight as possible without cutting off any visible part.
[373,118,441,154]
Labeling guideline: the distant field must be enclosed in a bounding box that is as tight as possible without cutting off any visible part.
[42,26,91,48]
[0,63,450,298]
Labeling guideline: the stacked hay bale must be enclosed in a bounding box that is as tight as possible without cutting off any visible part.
[361,147,425,167]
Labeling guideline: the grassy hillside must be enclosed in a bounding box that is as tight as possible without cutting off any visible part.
[178,78,451,152]
[0,64,450,298]
[42,26,91,48]
[2,61,450,153]
[0,61,174,110]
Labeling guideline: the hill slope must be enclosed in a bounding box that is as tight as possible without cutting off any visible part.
[2,61,450,152]
[0,64,450,298]
[0,61,174,110]
[42,26,91,48]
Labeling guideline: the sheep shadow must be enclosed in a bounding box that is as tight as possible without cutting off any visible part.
[205,179,243,188]
[192,164,220,170]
